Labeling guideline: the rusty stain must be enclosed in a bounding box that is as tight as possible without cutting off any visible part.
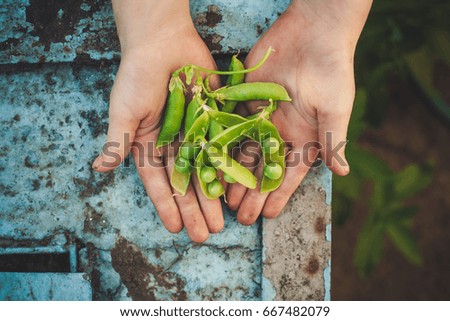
[25,0,101,51]
[202,33,224,52]
[72,170,115,199]
[315,217,325,234]
[306,257,319,275]
[13,115,21,121]
[83,202,112,237]
[194,5,223,28]
[256,25,263,36]
[111,237,187,301]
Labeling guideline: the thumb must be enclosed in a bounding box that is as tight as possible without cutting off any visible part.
[317,97,353,176]
[93,110,140,172]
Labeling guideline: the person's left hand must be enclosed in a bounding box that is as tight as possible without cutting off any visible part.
[227,0,372,224]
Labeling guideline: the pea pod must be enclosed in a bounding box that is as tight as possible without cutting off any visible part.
[206,144,257,189]
[171,112,210,195]
[185,93,204,134]
[214,82,291,103]
[195,149,224,200]
[206,109,247,128]
[156,76,185,148]
[257,119,285,193]
[222,54,245,113]
[171,166,191,196]
[209,119,257,150]
[207,98,224,139]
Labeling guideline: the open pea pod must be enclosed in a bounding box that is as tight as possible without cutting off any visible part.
[207,98,224,139]
[170,165,191,196]
[206,109,247,128]
[184,110,210,142]
[206,144,257,189]
[257,119,286,193]
[194,149,223,200]
[209,119,257,150]
[170,112,210,195]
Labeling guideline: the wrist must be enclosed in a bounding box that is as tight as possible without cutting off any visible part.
[289,0,372,49]
[112,0,194,53]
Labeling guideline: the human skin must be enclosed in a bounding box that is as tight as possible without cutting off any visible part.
[93,0,373,240]
[227,0,373,225]
[92,0,223,243]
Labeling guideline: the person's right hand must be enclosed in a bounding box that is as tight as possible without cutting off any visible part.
[92,0,223,243]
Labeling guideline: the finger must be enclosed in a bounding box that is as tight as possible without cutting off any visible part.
[191,174,224,234]
[132,151,183,234]
[166,156,209,243]
[262,145,319,218]
[93,109,140,172]
[236,161,268,225]
[226,140,261,211]
[317,86,354,176]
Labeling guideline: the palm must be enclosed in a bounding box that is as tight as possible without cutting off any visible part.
[227,6,355,223]
[96,27,224,242]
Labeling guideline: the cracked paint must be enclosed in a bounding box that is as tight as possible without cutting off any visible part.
[0,0,291,63]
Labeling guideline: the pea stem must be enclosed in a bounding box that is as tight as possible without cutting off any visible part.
[173,47,273,78]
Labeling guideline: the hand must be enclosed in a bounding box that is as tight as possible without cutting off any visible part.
[92,0,223,242]
[227,0,372,224]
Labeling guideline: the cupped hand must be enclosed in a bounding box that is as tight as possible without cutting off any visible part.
[227,0,372,224]
[92,12,223,242]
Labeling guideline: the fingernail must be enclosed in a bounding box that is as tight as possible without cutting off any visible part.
[92,156,102,169]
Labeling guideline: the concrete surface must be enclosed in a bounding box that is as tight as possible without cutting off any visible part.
[0,0,331,301]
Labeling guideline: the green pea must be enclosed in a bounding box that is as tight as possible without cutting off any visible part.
[156,76,185,148]
[179,142,200,160]
[223,173,237,184]
[175,156,191,174]
[214,82,291,102]
[263,137,280,155]
[200,166,216,183]
[207,179,224,198]
[264,163,283,180]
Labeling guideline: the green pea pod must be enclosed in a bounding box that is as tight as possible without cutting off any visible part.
[206,145,257,189]
[257,119,285,193]
[209,119,257,150]
[170,112,210,195]
[214,82,291,102]
[184,110,210,143]
[156,76,185,148]
[206,109,247,128]
[171,165,191,196]
[222,55,245,113]
[207,98,224,139]
[185,94,204,134]
[194,149,224,200]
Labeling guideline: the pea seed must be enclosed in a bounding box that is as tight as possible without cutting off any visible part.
[223,173,237,183]
[179,142,200,160]
[264,163,283,180]
[207,179,224,198]
[263,137,280,155]
[200,167,216,183]
[175,156,191,174]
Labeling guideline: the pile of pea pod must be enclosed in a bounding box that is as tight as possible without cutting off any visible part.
[156,48,292,200]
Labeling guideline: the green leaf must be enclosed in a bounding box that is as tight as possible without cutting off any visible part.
[405,46,450,121]
[354,218,384,277]
[386,222,423,265]
[393,164,432,199]
[386,206,419,228]
[347,147,393,182]
[333,172,363,199]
